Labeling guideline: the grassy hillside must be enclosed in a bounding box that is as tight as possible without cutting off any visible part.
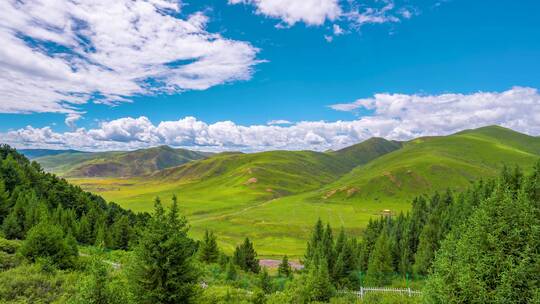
[59,126,540,256]
[35,146,212,177]
[331,137,402,165]
[18,148,84,159]
[313,125,540,204]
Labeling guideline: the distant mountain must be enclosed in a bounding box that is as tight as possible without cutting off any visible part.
[34,146,212,177]
[311,125,540,204]
[331,137,402,166]
[18,149,85,159]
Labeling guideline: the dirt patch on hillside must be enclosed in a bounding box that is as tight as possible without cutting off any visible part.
[244,177,258,185]
[323,189,338,199]
[346,187,358,197]
[383,171,402,188]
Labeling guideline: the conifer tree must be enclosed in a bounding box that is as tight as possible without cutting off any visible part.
[129,196,199,303]
[225,259,237,281]
[233,237,259,273]
[0,180,10,222]
[199,229,219,263]
[94,224,106,249]
[258,267,272,294]
[304,218,324,268]
[111,215,131,250]
[424,178,540,303]
[77,214,92,244]
[366,228,393,285]
[321,223,335,271]
[306,256,334,302]
[278,255,292,277]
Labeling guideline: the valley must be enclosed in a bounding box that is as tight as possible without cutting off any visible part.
[28,125,540,256]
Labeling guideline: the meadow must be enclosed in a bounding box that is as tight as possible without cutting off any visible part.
[59,126,540,257]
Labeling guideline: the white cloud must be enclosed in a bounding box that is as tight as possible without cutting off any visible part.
[4,87,540,152]
[333,24,344,35]
[65,113,82,129]
[345,1,401,28]
[228,0,341,26]
[229,0,414,34]
[267,119,292,125]
[0,0,260,116]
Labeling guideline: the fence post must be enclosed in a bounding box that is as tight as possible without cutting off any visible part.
[408,287,412,297]
[360,286,364,300]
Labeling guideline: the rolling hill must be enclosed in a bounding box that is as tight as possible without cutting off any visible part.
[34,146,212,177]
[19,148,85,159]
[33,125,540,256]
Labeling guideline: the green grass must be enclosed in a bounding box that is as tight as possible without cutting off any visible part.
[34,146,210,177]
[62,126,540,257]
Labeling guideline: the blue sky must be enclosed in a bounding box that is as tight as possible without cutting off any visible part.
[1,0,540,151]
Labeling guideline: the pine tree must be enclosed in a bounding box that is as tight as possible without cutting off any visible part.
[2,193,29,239]
[199,229,219,263]
[366,228,393,286]
[233,237,259,273]
[258,267,272,294]
[0,180,10,222]
[307,256,334,302]
[225,259,237,281]
[77,214,92,244]
[424,178,540,303]
[321,223,335,271]
[129,196,199,304]
[278,255,292,277]
[94,224,106,249]
[304,218,324,268]
[112,215,131,250]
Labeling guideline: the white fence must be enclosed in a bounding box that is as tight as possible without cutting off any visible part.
[342,287,422,299]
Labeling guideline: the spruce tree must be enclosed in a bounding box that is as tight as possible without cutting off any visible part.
[307,256,334,302]
[258,267,272,294]
[304,218,324,268]
[278,255,292,277]
[366,228,393,286]
[0,180,10,223]
[112,215,131,250]
[424,179,540,303]
[225,259,237,281]
[77,214,92,244]
[233,237,259,273]
[199,229,219,263]
[129,196,199,303]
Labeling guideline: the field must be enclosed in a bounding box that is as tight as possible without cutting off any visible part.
[60,126,540,257]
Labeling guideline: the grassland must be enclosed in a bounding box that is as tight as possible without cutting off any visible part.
[62,126,540,257]
[34,146,210,177]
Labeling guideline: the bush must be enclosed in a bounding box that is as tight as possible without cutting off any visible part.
[19,221,78,269]
[0,263,79,303]
[198,285,252,304]
[0,237,21,254]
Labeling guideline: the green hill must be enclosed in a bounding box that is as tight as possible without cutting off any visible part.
[18,148,85,159]
[44,126,540,256]
[312,125,540,204]
[34,146,212,177]
[330,137,402,165]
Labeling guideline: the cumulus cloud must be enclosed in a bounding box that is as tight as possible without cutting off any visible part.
[228,0,342,26]
[229,0,415,37]
[3,87,540,152]
[0,0,260,116]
